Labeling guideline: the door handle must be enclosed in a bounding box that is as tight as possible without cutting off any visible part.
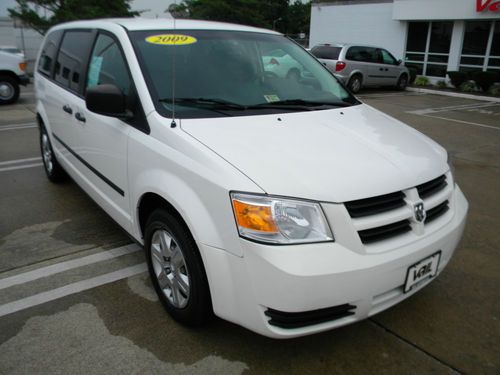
[75,112,86,123]
[62,105,73,114]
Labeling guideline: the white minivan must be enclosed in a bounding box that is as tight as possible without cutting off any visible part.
[35,19,468,339]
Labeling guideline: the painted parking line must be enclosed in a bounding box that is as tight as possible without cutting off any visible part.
[0,123,37,132]
[420,114,500,130]
[0,163,43,173]
[407,102,500,130]
[0,263,147,318]
[408,102,499,115]
[0,156,44,173]
[0,157,41,166]
[0,244,141,291]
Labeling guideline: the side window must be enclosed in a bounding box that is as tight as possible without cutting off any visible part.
[381,49,397,65]
[346,47,380,63]
[366,48,382,64]
[54,30,94,93]
[346,47,362,61]
[86,34,131,96]
[37,30,63,77]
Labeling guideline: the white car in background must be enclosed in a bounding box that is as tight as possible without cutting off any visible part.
[262,48,303,80]
[35,19,468,339]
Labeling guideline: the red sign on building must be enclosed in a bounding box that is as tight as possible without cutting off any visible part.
[477,0,500,12]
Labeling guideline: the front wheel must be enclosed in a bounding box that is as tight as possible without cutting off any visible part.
[396,74,408,91]
[145,209,212,326]
[0,75,20,105]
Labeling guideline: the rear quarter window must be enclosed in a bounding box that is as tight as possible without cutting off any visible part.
[54,30,95,94]
[37,30,63,77]
[311,46,341,60]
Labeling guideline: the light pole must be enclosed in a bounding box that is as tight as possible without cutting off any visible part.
[273,17,282,30]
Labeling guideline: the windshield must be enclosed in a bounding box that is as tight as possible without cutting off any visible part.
[130,30,358,118]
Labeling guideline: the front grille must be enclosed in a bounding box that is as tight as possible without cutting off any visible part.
[345,174,451,245]
[417,175,447,199]
[265,304,356,329]
[344,191,406,218]
[358,219,412,244]
[425,201,449,223]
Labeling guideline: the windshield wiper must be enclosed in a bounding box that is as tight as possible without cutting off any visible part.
[249,99,352,110]
[158,97,246,110]
[158,97,352,113]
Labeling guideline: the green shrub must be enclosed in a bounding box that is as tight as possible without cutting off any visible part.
[471,71,499,92]
[490,86,500,96]
[414,76,429,86]
[447,71,468,88]
[436,80,447,89]
[460,81,476,92]
[405,66,418,84]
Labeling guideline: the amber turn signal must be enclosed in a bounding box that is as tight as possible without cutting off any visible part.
[232,199,278,233]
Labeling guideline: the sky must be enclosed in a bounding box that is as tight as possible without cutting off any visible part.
[0,0,177,18]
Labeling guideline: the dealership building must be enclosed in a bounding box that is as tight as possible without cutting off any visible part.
[310,0,500,81]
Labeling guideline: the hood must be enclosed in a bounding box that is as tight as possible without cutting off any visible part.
[181,104,448,203]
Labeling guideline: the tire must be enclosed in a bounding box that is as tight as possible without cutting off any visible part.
[145,208,212,326]
[347,75,362,94]
[396,74,408,91]
[40,125,67,182]
[0,75,20,105]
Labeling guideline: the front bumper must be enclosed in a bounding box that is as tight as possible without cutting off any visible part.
[201,185,468,338]
[18,74,30,86]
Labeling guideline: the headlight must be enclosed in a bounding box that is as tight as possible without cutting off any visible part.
[230,192,334,244]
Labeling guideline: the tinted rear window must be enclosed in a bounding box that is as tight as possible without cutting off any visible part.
[311,46,341,60]
[37,30,63,77]
[54,30,94,94]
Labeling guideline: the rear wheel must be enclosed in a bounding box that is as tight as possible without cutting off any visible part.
[145,209,212,326]
[0,75,20,105]
[347,75,362,94]
[40,125,67,182]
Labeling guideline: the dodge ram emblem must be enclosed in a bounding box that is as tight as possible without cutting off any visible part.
[414,203,426,223]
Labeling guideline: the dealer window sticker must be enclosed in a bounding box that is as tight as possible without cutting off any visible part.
[264,95,280,103]
[145,34,197,46]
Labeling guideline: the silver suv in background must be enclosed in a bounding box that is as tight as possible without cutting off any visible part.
[311,43,409,93]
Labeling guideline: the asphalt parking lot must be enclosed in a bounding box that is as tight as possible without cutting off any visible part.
[0,86,499,374]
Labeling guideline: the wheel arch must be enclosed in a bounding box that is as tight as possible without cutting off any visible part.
[0,70,20,83]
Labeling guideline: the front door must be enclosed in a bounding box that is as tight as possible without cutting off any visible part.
[75,32,133,230]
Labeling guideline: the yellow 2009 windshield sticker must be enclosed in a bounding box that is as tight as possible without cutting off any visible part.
[145,34,197,46]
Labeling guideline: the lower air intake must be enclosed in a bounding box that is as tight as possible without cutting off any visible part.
[265,303,356,329]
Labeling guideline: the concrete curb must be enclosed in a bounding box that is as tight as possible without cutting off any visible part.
[407,87,500,103]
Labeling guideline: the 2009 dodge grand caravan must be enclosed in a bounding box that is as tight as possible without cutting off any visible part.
[35,19,468,338]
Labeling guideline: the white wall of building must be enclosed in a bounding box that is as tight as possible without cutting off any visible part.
[310,2,407,59]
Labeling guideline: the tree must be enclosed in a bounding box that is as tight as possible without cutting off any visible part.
[8,0,139,35]
[168,0,311,35]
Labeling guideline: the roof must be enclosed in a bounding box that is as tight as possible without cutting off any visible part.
[51,18,280,35]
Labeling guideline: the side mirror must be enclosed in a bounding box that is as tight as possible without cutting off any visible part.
[397,59,403,66]
[86,84,132,119]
